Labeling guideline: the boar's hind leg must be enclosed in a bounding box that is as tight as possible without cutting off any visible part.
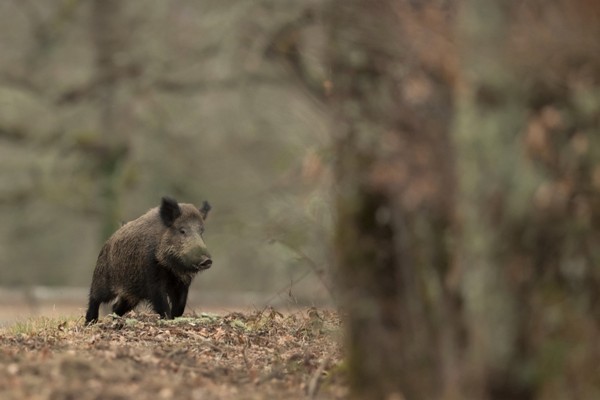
[112,296,137,317]
[169,283,189,318]
[85,297,102,324]
[85,285,115,324]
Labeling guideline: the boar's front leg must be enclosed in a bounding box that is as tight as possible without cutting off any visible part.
[150,290,172,319]
[168,281,189,318]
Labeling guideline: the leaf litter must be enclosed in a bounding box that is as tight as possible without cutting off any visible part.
[0,308,347,399]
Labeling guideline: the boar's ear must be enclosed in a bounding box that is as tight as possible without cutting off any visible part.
[160,196,181,227]
[199,201,211,220]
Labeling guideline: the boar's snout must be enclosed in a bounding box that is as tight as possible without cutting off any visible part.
[198,256,212,270]
[180,233,212,271]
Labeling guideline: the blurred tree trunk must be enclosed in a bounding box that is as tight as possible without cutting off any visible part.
[91,0,129,238]
[455,0,600,398]
[454,0,533,397]
[327,1,459,398]
[328,0,600,398]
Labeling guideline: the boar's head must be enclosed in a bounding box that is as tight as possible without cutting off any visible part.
[157,196,212,272]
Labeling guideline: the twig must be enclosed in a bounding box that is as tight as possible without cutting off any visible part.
[242,343,250,369]
[307,355,330,399]
[270,238,333,295]
[263,268,312,306]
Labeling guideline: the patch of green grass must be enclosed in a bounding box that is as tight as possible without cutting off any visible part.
[3,316,81,336]
[157,313,222,326]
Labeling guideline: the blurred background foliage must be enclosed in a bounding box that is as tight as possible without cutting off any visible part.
[0,0,332,303]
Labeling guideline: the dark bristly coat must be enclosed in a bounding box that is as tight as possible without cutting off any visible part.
[85,197,212,324]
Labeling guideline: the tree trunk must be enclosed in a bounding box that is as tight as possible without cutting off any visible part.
[455,1,600,398]
[454,0,533,397]
[327,1,458,398]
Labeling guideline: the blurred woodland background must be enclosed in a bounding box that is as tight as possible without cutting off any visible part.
[1,0,600,398]
[0,0,332,304]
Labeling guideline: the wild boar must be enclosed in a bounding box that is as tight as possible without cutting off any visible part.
[85,197,212,324]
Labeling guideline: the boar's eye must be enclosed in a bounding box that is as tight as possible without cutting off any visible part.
[179,228,187,235]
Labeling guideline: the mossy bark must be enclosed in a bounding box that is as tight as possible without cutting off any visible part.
[454,1,533,396]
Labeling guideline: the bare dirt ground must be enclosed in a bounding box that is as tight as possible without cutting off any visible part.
[0,308,347,400]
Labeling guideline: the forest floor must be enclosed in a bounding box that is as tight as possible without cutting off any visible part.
[0,308,347,400]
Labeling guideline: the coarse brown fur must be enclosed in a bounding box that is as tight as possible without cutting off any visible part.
[85,197,212,324]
